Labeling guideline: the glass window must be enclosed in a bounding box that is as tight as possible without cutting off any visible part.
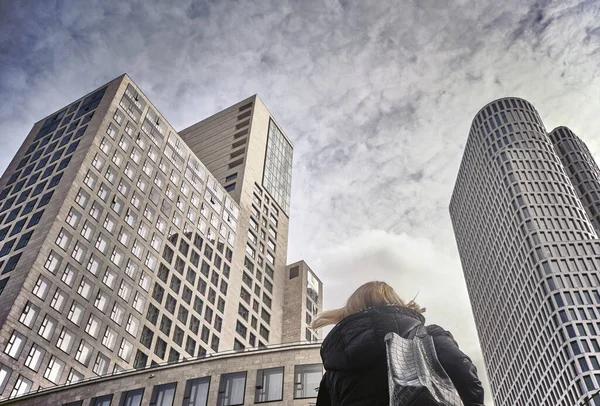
[61,265,77,287]
[44,356,65,383]
[217,372,246,406]
[182,377,210,406]
[32,275,51,299]
[0,363,12,393]
[10,375,32,397]
[149,382,177,406]
[38,315,57,341]
[75,340,93,366]
[120,388,144,406]
[66,368,84,385]
[255,367,284,402]
[91,394,113,406]
[44,251,62,274]
[24,344,45,371]
[4,331,26,359]
[56,327,75,353]
[19,302,40,328]
[94,290,109,313]
[93,353,110,375]
[294,364,322,398]
[67,301,85,325]
[85,314,101,338]
[118,338,134,362]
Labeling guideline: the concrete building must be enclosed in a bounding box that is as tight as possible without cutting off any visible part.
[282,261,322,344]
[0,74,323,402]
[0,342,322,406]
[450,97,600,406]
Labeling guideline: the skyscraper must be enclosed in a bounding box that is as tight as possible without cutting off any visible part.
[450,97,600,406]
[0,74,323,401]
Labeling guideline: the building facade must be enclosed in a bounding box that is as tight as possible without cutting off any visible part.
[0,74,323,402]
[450,97,600,406]
[0,343,322,406]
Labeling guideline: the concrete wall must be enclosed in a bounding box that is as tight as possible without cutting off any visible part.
[0,343,322,406]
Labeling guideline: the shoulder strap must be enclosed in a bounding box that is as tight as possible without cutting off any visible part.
[407,323,427,339]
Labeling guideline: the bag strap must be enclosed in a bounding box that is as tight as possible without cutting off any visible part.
[407,323,427,339]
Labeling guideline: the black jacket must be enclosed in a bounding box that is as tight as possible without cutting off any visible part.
[316,306,484,406]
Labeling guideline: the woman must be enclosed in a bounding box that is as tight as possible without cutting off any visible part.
[312,281,484,406]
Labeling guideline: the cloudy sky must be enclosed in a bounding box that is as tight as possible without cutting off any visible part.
[3,0,600,403]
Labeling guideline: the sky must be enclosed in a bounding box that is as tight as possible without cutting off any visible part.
[3,0,600,403]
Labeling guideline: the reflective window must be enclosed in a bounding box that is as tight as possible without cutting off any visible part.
[10,375,32,397]
[0,363,12,393]
[294,364,322,399]
[120,388,144,406]
[217,372,246,406]
[255,367,284,402]
[91,394,113,406]
[4,331,26,359]
[149,382,177,406]
[182,377,210,406]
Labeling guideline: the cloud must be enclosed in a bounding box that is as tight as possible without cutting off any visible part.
[3,0,600,404]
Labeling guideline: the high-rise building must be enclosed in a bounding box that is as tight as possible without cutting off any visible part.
[450,97,600,406]
[0,74,323,402]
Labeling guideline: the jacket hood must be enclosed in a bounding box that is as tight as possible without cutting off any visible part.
[320,305,425,372]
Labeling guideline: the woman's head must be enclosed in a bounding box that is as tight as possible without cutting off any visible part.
[311,281,424,330]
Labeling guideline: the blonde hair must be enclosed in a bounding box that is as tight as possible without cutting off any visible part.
[311,281,424,330]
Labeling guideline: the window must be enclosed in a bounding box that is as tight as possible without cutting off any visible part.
[4,331,26,359]
[81,221,94,241]
[255,367,284,402]
[126,314,140,336]
[10,375,32,397]
[294,364,322,398]
[75,340,93,366]
[133,292,145,313]
[65,208,81,228]
[66,368,84,384]
[154,337,167,359]
[103,268,117,289]
[217,372,246,406]
[182,377,210,406]
[50,288,68,312]
[38,315,57,341]
[91,394,113,406]
[0,364,12,393]
[120,388,144,406]
[15,231,33,250]
[118,280,132,301]
[19,302,39,328]
[149,382,177,406]
[24,344,45,371]
[77,277,93,300]
[32,275,51,299]
[85,314,101,338]
[111,302,125,325]
[44,356,65,383]
[87,254,102,275]
[93,353,110,375]
[61,265,77,287]
[118,338,134,362]
[94,290,109,313]
[67,300,85,325]
[56,327,75,353]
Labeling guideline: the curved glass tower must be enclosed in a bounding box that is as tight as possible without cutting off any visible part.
[450,97,600,406]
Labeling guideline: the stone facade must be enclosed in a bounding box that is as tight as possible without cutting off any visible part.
[0,74,323,402]
[0,343,322,406]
